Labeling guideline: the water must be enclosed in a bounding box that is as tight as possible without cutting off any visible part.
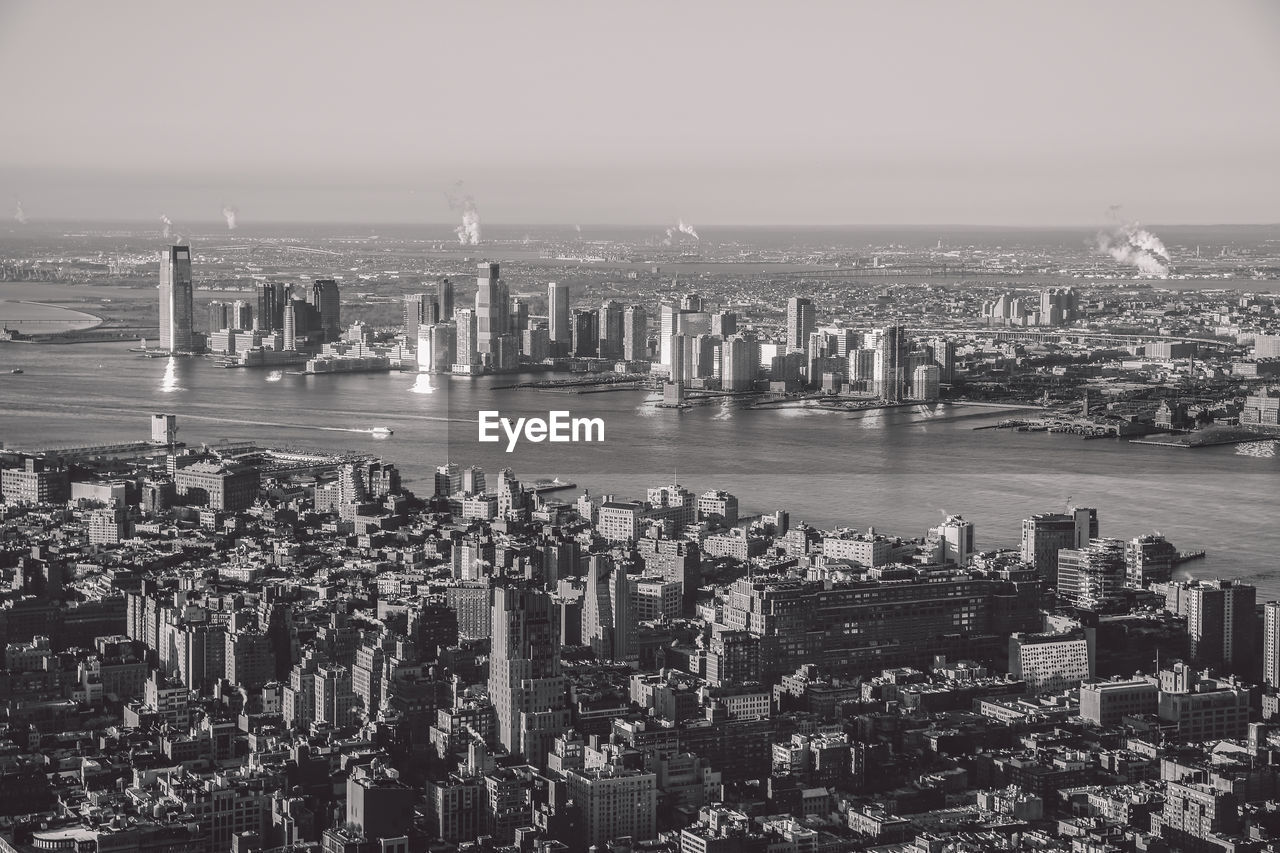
[1,341,1277,596]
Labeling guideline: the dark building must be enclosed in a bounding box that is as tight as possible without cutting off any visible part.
[571,308,599,359]
[309,279,341,341]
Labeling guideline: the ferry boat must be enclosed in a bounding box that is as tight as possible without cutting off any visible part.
[369,427,394,438]
[9,368,23,374]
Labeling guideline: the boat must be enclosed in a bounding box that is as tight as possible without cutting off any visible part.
[369,427,394,438]
[9,368,22,374]
[265,370,283,382]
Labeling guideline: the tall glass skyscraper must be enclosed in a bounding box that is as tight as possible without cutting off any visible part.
[474,262,504,357]
[548,281,570,355]
[158,245,194,352]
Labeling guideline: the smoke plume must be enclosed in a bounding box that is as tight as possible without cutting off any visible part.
[662,218,700,245]
[1096,219,1171,277]
[161,214,173,239]
[14,201,27,225]
[445,182,481,245]
[222,205,238,230]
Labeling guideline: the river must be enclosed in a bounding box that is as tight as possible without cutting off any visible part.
[0,341,1277,597]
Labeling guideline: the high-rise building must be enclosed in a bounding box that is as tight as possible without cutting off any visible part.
[435,462,462,497]
[1038,287,1078,326]
[229,300,253,331]
[1056,538,1126,610]
[207,300,228,333]
[1020,508,1099,588]
[912,363,941,401]
[711,311,738,338]
[571,308,599,358]
[548,281,571,356]
[928,515,974,565]
[509,297,529,335]
[785,297,814,355]
[581,556,636,663]
[659,301,679,369]
[437,277,455,320]
[1265,602,1280,689]
[1125,534,1178,587]
[255,282,289,331]
[455,308,479,368]
[309,279,341,341]
[158,245,194,352]
[1165,579,1257,675]
[421,323,455,373]
[623,305,647,361]
[931,338,956,384]
[721,335,756,392]
[848,348,876,384]
[522,322,550,363]
[564,766,658,848]
[874,325,907,402]
[598,300,625,360]
[475,262,504,357]
[404,293,440,344]
[488,585,570,767]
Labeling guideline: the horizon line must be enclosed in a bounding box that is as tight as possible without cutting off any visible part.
[7,218,1280,230]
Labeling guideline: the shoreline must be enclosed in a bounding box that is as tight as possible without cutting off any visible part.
[1,299,107,338]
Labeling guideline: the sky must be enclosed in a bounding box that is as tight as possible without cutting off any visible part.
[2,0,1279,227]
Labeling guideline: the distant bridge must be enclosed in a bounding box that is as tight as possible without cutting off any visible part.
[883,326,1230,347]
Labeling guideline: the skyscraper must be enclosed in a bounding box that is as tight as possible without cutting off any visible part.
[721,334,756,391]
[207,300,228,333]
[548,281,570,356]
[310,279,341,341]
[598,300,625,360]
[571,309,599,358]
[913,363,941,401]
[1021,508,1099,589]
[581,555,636,663]
[488,585,570,767]
[404,293,440,344]
[1166,579,1257,675]
[455,308,479,369]
[711,310,738,338]
[256,282,289,332]
[785,297,815,355]
[158,245,194,352]
[874,324,907,402]
[475,262,504,357]
[658,301,679,369]
[623,305,647,361]
[1264,602,1280,689]
[437,277,454,321]
[229,300,253,331]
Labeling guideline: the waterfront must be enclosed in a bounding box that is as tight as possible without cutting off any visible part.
[1,340,1277,596]
[0,299,104,331]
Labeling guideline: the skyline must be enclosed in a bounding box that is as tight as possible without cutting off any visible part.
[3,1,1280,226]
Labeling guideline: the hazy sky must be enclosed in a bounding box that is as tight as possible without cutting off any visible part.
[2,0,1279,226]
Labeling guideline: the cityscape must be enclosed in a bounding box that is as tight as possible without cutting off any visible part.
[2,5,1280,853]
